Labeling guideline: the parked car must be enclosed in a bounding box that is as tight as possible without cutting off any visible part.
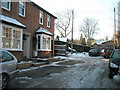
[0,49,19,89]
[108,49,120,78]
[89,49,101,56]
[101,48,114,58]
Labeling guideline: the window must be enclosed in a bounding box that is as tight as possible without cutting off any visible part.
[47,15,50,28]
[2,52,14,62]
[37,35,51,51]
[1,0,11,11]
[19,1,26,17]
[39,11,44,25]
[112,50,120,58]
[2,26,22,50]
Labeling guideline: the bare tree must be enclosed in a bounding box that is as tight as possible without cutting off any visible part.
[80,17,99,45]
[55,10,72,38]
[79,34,86,45]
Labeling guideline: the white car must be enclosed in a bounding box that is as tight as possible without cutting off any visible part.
[0,49,19,89]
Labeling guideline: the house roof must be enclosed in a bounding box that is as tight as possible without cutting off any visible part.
[59,38,68,42]
[92,40,108,45]
[36,27,53,36]
[54,35,59,40]
[0,14,26,28]
[101,40,114,44]
[30,1,57,19]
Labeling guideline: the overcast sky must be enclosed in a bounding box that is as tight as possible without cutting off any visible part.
[32,0,119,40]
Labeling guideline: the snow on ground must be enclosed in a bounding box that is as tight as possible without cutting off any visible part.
[68,52,89,57]
[54,52,89,60]
[32,52,89,62]
[18,61,32,64]
[19,52,101,72]
[16,76,32,80]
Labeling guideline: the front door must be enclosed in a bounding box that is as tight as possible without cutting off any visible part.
[23,34,30,58]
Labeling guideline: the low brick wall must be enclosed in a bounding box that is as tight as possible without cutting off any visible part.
[17,61,33,69]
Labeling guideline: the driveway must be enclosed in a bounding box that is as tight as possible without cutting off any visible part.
[10,53,119,88]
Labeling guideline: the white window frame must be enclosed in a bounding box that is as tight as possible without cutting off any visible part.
[47,15,51,28]
[18,1,26,17]
[36,34,51,51]
[1,24,23,51]
[39,11,44,25]
[1,0,11,11]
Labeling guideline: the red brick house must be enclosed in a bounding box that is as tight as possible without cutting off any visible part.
[93,40,115,48]
[0,0,57,61]
[101,40,115,48]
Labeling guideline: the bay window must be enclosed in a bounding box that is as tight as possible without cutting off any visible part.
[2,25,22,50]
[37,34,51,51]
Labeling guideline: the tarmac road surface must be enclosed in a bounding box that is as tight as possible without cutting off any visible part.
[10,54,119,88]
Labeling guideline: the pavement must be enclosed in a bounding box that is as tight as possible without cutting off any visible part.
[17,57,65,69]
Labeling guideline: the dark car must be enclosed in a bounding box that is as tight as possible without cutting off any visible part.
[89,49,101,56]
[101,48,114,58]
[108,49,120,78]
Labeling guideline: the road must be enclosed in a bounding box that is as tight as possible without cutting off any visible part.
[10,53,119,88]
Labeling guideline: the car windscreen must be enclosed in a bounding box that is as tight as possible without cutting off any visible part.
[106,49,113,52]
[90,49,97,52]
[112,50,120,58]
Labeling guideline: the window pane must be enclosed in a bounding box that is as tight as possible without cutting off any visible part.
[13,30,21,49]
[47,16,50,27]
[2,52,13,61]
[13,30,20,39]
[2,38,11,48]
[2,1,10,10]
[12,40,21,49]
[48,38,50,49]
[38,36,41,49]
[2,26,6,37]
[42,37,46,49]
[19,2,25,16]
[40,11,43,24]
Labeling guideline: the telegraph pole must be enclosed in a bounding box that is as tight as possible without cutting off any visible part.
[114,8,117,48]
[71,10,74,54]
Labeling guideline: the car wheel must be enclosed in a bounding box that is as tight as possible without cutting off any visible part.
[108,72,114,79]
[2,74,9,89]
[104,56,106,58]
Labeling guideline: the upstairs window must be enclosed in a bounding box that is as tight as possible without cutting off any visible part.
[1,0,11,11]
[47,15,51,28]
[39,11,44,25]
[19,1,26,17]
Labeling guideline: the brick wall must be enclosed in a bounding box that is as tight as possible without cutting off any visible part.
[2,1,56,60]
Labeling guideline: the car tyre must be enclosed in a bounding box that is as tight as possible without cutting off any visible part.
[2,74,9,90]
[108,72,114,79]
[104,56,106,58]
